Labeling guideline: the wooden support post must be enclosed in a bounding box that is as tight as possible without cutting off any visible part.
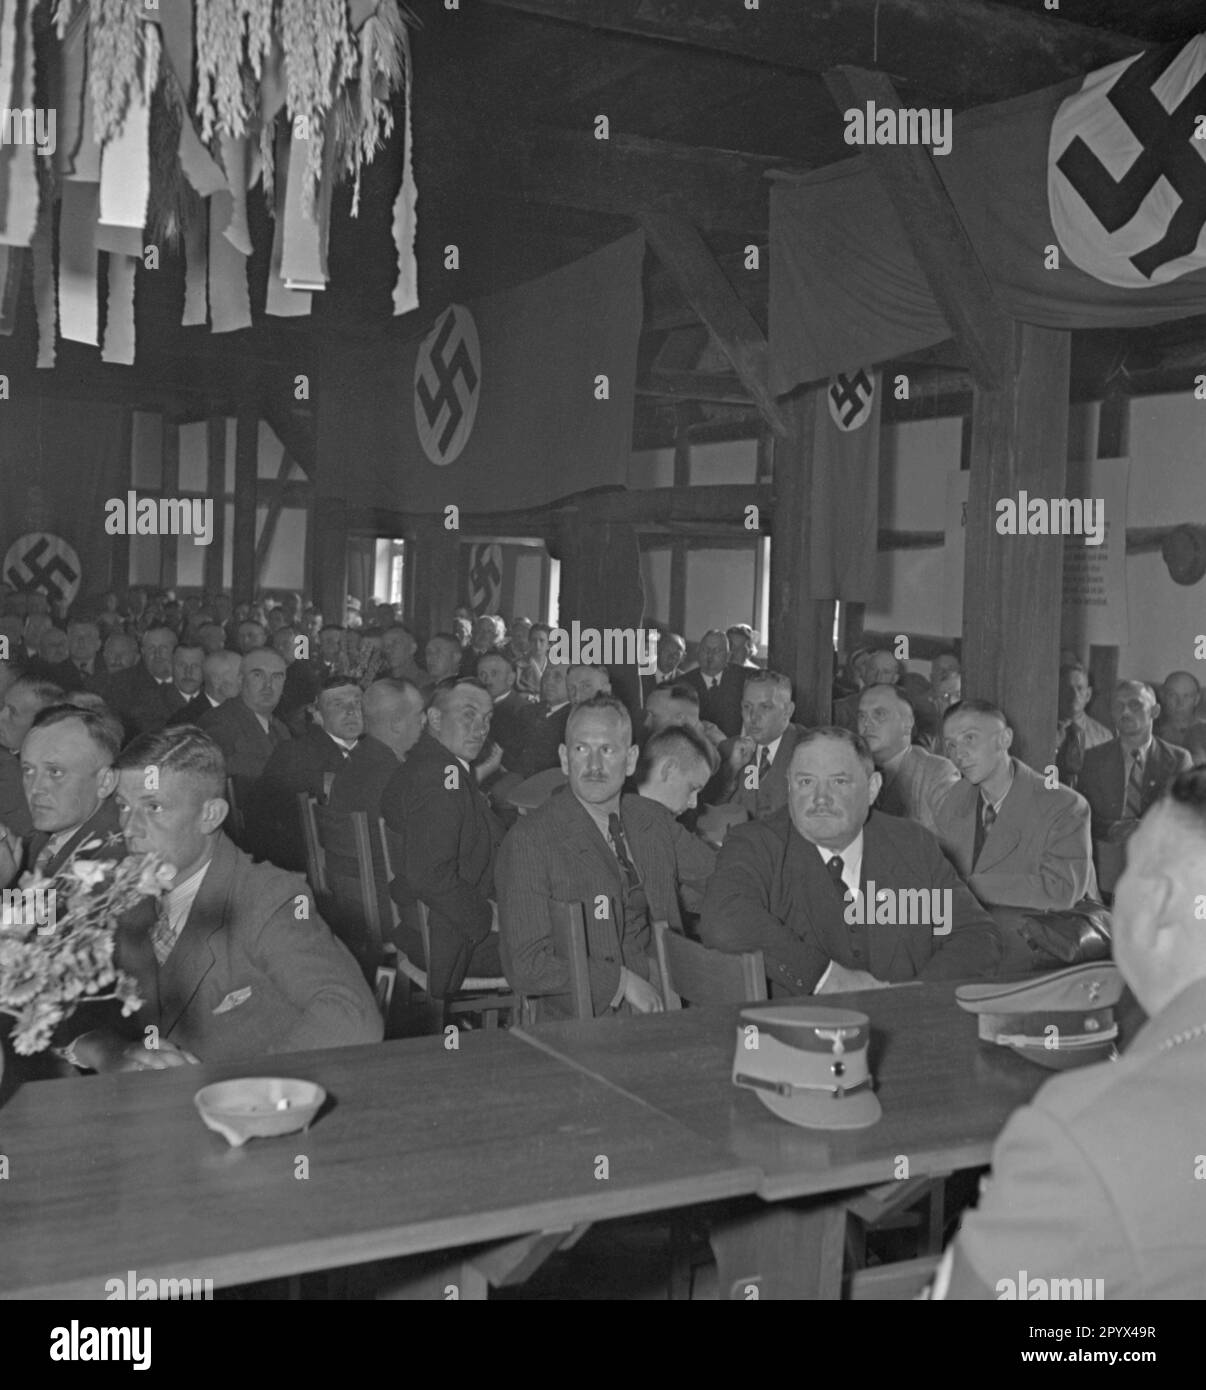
[204,417,226,598]
[408,518,460,640]
[253,451,295,581]
[160,415,180,590]
[669,420,690,634]
[769,391,834,724]
[315,497,349,630]
[963,323,1071,769]
[232,407,258,607]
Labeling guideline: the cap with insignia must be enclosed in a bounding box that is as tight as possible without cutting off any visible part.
[732,1004,882,1130]
[956,962,1123,1070]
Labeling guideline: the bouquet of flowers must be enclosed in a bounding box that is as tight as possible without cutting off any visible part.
[0,839,176,1057]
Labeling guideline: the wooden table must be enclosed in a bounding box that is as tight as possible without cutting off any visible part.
[0,1029,758,1300]
[513,981,1056,1298]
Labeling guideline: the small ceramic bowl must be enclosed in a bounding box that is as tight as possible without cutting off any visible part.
[194,1078,326,1148]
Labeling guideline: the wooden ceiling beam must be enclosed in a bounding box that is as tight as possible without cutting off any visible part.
[639,212,786,436]
[504,126,785,235]
[824,66,1013,392]
[480,0,1143,108]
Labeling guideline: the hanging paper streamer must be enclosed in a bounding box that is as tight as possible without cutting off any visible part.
[266,130,311,317]
[179,110,227,198]
[208,191,252,333]
[219,135,253,256]
[54,5,89,178]
[58,180,100,345]
[0,0,40,248]
[391,24,418,316]
[182,209,208,327]
[280,132,332,291]
[0,245,22,335]
[99,79,151,234]
[31,200,56,367]
[101,252,136,365]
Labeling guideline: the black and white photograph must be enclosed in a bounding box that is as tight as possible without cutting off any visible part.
[0,0,1204,1335]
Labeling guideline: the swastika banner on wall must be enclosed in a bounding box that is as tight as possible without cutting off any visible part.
[770,33,1206,391]
[317,233,645,512]
[809,369,882,602]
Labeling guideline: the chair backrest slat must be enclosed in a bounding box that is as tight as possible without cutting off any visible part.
[652,921,766,1010]
[551,901,592,1020]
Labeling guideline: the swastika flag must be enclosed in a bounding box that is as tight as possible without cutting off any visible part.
[770,34,1206,392]
[317,233,644,512]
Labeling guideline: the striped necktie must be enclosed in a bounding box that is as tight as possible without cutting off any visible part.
[1123,749,1144,819]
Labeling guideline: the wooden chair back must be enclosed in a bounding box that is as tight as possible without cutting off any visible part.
[848,1255,940,1300]
[652,921,766,1010]
[298,792,327,896]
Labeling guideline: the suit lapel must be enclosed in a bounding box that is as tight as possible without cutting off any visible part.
[157,840,231,1036]
[972,762,1025,873]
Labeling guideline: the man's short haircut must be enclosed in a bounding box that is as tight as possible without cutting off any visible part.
[942,697,1009,727]
[141,625,176,646]
[699,627,728,645]
[860,681,916,717]
[529,622,551,639]
[383,622,416,640]
[365,675,423,706]
[1115,678,1158,704]
[116,726,227,799]
[428,675,490,715]
[319,672,362,695]
[175,643,204,658]
[565,693,633,744]
[1163,767,1206,828]
[1060,661,1089,679]
[12,677,66,708]
[477,650,517,676]
[428,631,460,648]
[743,668,792,699]
[794,725,876,776]
[726,623,755,641]
[638,722,719,783]
[28,704,123,765]
[654,680,700,708]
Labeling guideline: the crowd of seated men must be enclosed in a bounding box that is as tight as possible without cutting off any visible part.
[3,581,1204,1295]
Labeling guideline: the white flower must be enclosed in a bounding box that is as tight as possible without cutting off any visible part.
[68,859,110,889]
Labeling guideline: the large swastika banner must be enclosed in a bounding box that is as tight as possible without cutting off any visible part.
[770,34,1206,391]
[317,233,644,512]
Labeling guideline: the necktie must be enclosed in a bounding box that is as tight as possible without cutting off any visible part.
[758,745,772,779]
[151,899,175,965]
[607,813,640,894]
[826,854,848,900]
[972,800,997,868]
[1123,749,1144,819]
[1056,721,1084,786]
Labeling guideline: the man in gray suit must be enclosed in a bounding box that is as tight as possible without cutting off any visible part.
[935,700,1097,974]
[858,683,958,833]
[939,770,1206,1298]
[719,670,809,821]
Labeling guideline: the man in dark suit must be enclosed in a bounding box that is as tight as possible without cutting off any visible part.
[61,727,381,1071]
[858,683,958,833]
[44,619,107,693]
[0,675,65,837]
[380,677,505,999]
[477,651,537,774]
[169,649,241,727]
[248,675,364,870]
[0,705,125,889]
[101,625,183,739]
[639,630,686,702]
[500,695,717,1018]
[939,773,1206,1298]
[1078,680,1192,895]
[681,629,744,737]
[198,648,290,781]
[329,677,427,822]
[700,726,1002,995]
[517,663,572,778]
[273,624,322,736]
[716,670,809,820]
